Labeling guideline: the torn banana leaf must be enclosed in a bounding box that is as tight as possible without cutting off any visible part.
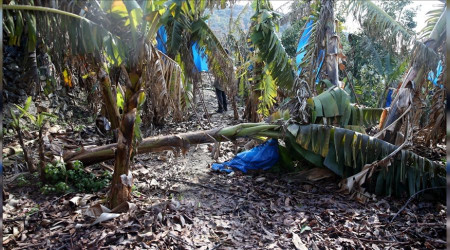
[285,124,445,199]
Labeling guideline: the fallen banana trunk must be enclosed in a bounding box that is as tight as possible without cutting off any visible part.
[63,123,281,166]
[63,123,445,199]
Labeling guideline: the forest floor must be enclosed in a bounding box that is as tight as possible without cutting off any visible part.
[2,76,447,249]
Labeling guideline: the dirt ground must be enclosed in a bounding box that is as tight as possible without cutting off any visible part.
[3,75,447,249]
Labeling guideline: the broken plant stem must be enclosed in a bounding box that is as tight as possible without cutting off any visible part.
[370,137,408,172]
[374,105,411,138]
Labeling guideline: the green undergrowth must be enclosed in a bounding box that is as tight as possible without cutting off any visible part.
[40,160,112,194]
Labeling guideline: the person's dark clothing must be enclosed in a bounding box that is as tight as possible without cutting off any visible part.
[213,77,227,113]
[215,88,227,113]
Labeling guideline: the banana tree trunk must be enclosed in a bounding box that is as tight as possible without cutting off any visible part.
[244,62,263,122]
[323,0,339,86]
[98,69,120,130]
[96,63,142,208]
[230,73,239,120]
[64,123,280,166]
[231,94,239,120]
[108,67,143,208]
[243,90,260,122]
[381,11,445,141]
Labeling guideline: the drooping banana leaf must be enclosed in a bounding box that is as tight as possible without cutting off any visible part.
[307,87,384,129]
[285,124,445,199]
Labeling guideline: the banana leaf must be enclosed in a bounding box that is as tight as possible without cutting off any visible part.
[308,87,384,128]
[286,124,445,199]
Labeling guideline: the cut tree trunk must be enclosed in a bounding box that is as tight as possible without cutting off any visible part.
[62,123,445,200]
[64,123,280,166]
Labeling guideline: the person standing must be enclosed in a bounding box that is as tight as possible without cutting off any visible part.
[214,77,227,113]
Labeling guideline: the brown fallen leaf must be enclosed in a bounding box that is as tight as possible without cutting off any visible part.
[85,203,110,218]
[91,213,121,226]
[111,202,137,213]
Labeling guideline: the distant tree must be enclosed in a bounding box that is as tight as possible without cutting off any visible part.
[281,19,306,58]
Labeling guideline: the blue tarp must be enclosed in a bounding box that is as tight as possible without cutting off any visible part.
[211,139,279,173]
[296,19,314,75]
[156,26,208,72]
[192,42,209,72]
[315,49,325,83]
[385,88,393,107]
[427,60,443,88]
[156,26,167,54]
[294,18,325,84]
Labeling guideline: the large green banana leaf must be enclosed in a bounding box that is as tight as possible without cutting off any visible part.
[307,87,384,128]
[285,124,445,199]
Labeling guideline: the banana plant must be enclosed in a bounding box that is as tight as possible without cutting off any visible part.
[9,97,35,172]
[347,0,446,144]
[242,0,296,121]
[160,0,235,106]
[14,97,58,182]
[249,0,294,91]
[3,0,187,208]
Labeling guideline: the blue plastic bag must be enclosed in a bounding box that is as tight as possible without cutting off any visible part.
[211,139,279,173]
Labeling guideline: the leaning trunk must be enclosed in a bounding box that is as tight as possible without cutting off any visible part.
[381,11,445,138]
